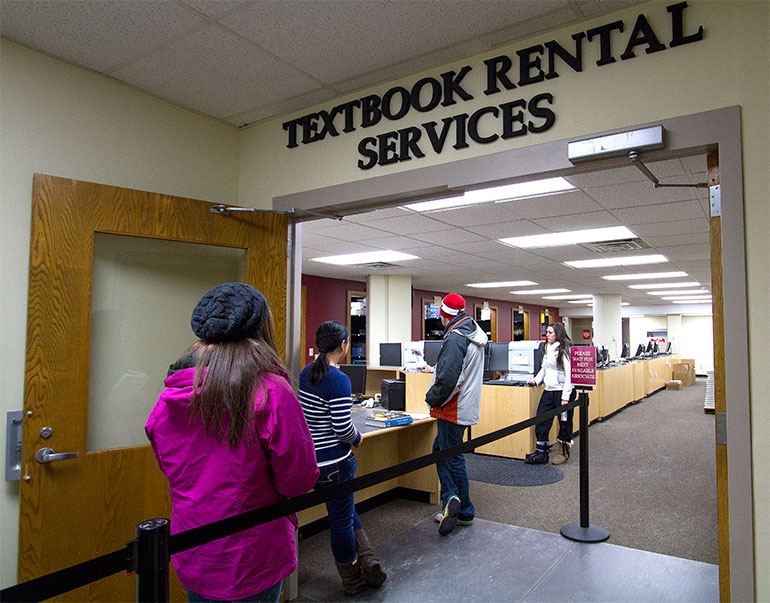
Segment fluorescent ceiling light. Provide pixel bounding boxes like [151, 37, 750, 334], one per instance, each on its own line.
[499, 226, 636, 249]
[542, 294, 593, 300]
[568, 299, 593, 304]
[602, 271, 688, 281]
[466, 280, 538, 288]
[661, 295, 713, 301]
[311, 250, 419, 265]
[404, 177, 574, 212]
[672, 300, 712, 304]
[564, 254, 668, 268]
[628, 282, 701, 290]
[511, 288, 571, 295]
[647, 289, 709, 296]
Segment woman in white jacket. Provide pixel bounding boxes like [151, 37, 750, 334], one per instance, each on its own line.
[525, 322, 575, 465]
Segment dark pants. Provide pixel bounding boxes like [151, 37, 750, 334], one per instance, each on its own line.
[187, 580, 282, 603]
[315, 453, 362, 564]
[433, 419, 474, 520]
[534, 389, 576, 443]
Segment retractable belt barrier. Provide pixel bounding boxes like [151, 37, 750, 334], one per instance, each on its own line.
[2, 394, 596, 603]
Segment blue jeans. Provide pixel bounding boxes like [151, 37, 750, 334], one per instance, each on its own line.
[315, 453, 362, 563]
[187, 580, 282, 603]
[433, 419, 474, 520]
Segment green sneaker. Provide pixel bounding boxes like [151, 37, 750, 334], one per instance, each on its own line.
[438, 495, 460, 536]
[456, 517, 474, 527]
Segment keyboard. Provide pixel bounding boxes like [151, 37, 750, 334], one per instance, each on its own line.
[484, 379, 528, 386]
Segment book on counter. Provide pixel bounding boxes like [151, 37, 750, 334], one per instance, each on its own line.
[365, 410, 414, 428]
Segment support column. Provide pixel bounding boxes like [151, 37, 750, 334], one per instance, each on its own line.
[366, 274, 412, 365]
[592, 294, 622, 360]
[666, 314, 682, 354]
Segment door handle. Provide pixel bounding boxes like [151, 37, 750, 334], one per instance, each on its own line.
[35, 448, 79, 464]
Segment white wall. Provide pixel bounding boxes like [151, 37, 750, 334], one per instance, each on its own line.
[0, 40, 239, 587]
[680, 315, 716, 375]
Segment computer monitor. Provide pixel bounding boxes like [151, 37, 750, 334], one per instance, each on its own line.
[601, 347, 610, 365]
[379, 342, 402, 367]
[338, 364, 367, 397]
[621, 343, 630, 358]
[423, 340, 443, 366]
[653, 342, 659, 354]
[485, 342, 509, 372]
[645, 341, 653, 354]
[635, 344, 645, 357]
[665, 341, 672, 354]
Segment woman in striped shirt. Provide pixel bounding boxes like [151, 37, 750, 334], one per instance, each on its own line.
[298, 320, 387, 596]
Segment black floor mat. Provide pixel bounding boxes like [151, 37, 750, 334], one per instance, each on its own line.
[464, 453, 564, 486]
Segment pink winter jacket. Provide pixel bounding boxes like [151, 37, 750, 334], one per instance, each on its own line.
[145, 368, 319, 600]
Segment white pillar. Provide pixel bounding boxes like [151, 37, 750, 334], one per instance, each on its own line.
[366, 274, 412, 366]
[667, 314, 682, 354]
[592, 294, 623, 360]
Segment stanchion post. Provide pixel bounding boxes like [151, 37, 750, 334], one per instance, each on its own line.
[560, 388, 610, 543]
[136, 518, 170, 603]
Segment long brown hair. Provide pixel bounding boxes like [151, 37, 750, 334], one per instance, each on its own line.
[545, 322, 572, 370]
[188, 309, 286, 447]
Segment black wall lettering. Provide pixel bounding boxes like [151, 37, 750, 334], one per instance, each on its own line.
[545, 33, 586, 79]
[423, 117, 455, 153]
[517, 44, 546, 86]
[587, 20, 624, 66]
[357, 137, 378, 169]
[361, 95, 383, 128]
[441, 66, 474, 106]
[527, 93, 555, 133]
[382, 87, 411, 120]
[377, 131, 400, 165]
[468, 106, 500, 144]
[499, 99, 527, 138]
[453, 113, 470, 149]
[411, 78, 442, 112]
[398, 127, 425, 161]
[483, 55, 516, 94]
[668, 1, 704, 47]
[620, 13, 666, 60]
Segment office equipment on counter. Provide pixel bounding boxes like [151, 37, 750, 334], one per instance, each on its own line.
[365, 410, 413, 428]
[506, 340, 543, 381]
[380, 379, 406, 410]
[379, 342, 402, 367]
[423, 340, 442, 367]
[339, 364, 367, 397]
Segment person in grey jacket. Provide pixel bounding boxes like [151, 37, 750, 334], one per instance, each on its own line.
[526, 322, 575, 465]
[425, 293, 488, 536]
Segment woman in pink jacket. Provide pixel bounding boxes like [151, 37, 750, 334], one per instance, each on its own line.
[146, 283, 319, 603]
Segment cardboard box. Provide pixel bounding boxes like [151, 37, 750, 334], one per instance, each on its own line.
[666, 380, 684, 390]
[677, 359, 695, 369]
[672, 365, 696, 386]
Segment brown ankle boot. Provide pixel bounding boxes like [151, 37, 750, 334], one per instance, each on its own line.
[354, 529, 387, 587]
[335, 558, 370, 596]
[551, 440, 571, 465]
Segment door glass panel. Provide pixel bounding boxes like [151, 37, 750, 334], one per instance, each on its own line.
[88, 233, 245, 451]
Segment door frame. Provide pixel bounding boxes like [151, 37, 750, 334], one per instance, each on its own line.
[280, 107, 753, 601]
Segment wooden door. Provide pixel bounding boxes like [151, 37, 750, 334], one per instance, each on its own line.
[19, 174, 288, 601]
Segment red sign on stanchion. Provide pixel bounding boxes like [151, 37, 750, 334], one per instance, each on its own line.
[571, 346, 596, 386]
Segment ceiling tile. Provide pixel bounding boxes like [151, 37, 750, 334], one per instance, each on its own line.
[654, 244, 711, 261]
[361, 213, 454, 235]
[631, 218, 709, 238]
[465, 220, 548, 239]
[501, 190, 605, 219]
[304, 220, 395, 241]
[416, 204, 522, 228]
[587, 180, 701, 209]
[403, 229, 487, 245]
[611, 200, 707, 225]
[531, 210, 621, 231]
[180, 0, 251, 19]
[109, 24, 321, 118]
[643, 232, 710, 247]
[0, 0, 206, 72]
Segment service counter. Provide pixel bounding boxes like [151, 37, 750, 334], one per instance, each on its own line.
[297, 406, 438, 527]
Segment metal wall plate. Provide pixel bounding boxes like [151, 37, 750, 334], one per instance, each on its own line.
[5, 411, 23, 481]
[710, 185, 722, 217]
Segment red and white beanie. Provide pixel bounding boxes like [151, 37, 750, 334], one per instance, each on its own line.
[439, 293, 466, 320]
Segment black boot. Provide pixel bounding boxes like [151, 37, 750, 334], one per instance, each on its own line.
[354, 528, 387, 587]
[525, 442, 550, 464]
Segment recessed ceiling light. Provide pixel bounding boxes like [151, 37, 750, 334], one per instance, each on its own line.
[466, 280, 538, 288]
[403, 177, 574, 212]
[499, 226, 636, 249]
[511, 288, 571, 295]
[628, 282, 701, 289]
[311, 250, 419, 265]
[564, 254, 668, 268]
[542, 294, 593, 300]
[602, 271, 688, 280]
[672, 300, 712, 304]
[661, 295, 713, 301]
[647, 289, 710, 296]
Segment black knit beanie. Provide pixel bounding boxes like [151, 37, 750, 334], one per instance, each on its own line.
[190, 283, 268, 342]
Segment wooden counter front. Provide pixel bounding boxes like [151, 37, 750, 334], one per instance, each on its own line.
[474, 384, 542, 458]
[595, 363, 636, 419]
[297, 410, 438, 526]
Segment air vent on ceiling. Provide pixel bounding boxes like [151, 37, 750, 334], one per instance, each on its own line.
[582, 238, 650, 253]
[358, 262, 400, 269]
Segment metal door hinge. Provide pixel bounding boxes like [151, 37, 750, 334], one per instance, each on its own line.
[710, 185, 721, 217]
[715, 411, 727, 445]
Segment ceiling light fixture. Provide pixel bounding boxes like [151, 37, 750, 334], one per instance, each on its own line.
[601, 271, 688, 281]
[564, 254, 668, 269]
[647, 289, 710, 296]
[499, 226, 636, 249]
[661, 295, 713, 301]
[311, 250, 419, 265]
[628, 282, 701, 290]
[403, 177, 574, 212]
[542, 294, 593, 300]
[466, 280, 538, 288]
[672, 300, 712, 304]
[510, 288, 571, 295]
